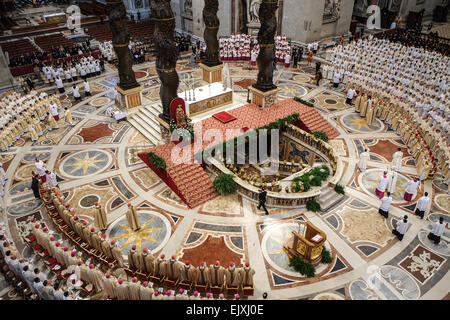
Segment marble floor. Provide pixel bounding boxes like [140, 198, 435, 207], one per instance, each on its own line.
[1, 55, 449, 300]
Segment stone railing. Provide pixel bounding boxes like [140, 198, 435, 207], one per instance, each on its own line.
[206, 124, 344, 208]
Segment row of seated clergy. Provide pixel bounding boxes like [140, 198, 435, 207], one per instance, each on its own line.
[133, 254, 256, 288]
[350, 84, 444, 181]
[351, 77, 449, 163]
[42, 186, 124, 267]
[30, 218, 112, 294]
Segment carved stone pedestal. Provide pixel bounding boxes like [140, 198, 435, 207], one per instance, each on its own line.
[247, 22, 261, 36]
[199, 63, 223, 84]
[249, 86, 280, 108]
[115, 85, 144, 112]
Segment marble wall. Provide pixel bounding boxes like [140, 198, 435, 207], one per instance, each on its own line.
[282, 0, 354, 43]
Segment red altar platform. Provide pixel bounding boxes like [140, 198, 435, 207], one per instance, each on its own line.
[138, 99, 339, 208]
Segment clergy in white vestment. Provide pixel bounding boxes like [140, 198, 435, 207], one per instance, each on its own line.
[414, 192, 430, 219]
[358, 149, 370, 171]
[139, 281, 154, 300]
[35, 157, 46, 182]
[378, 192, 392, 218]
[428, 217, 446, 245]
[103, 273, 117, 298]
[375, 171, 389, 199]
[391, 148, 403, 172]
[387, 171, 398, 194]
[392, 215, 409, 241]
[45, 170, 58, 188]
[93, 202, 107, 231]
[404, 178, 420, 202]
[126, 203, 141, 231]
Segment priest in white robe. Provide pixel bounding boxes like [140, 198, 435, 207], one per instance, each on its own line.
[404, 178, 420, 202]
[428, 217, 446, 245]
[415, 192, 430, 219]
[126, 203, 141, 231]
[34, 157, 46, 183]
[391, 148, 403, 172]
[375, 171, 389, 199]
[379, 192, 392, 218]
[358, 149, 370, 172]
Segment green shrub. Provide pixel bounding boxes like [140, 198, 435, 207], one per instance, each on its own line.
[310, 175, 323, 187]
[313, 131, 329, 142]
[321, 246, 333, 264]
[306, 199, 321, 212]
[289, 256, 315, 277]
[147, 152, 166, 170]
[213, 173, 236, 195]
[334, 184, 345, 195]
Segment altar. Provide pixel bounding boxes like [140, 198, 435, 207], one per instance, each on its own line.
[178, 82, 233, 117]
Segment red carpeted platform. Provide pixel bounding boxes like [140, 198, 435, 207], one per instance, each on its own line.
[138, 99, 339, 208]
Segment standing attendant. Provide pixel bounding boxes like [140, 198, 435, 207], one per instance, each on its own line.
[315, 70, 322, 86]
[55, 77, 64, 93]
[379, 192, 392, 218]
[257, 188, 269, 215]
[428, 217, 446, 245]
[346, 87, 356, 105]
[84, 80, 91, 97]
[415, 192, 430, 219]
[72, 85, 81, 102]
[45, 170, 58, 189]
[404, 178, 420, 202]
[391, 148, 403, 172]
[31, 172, 41, 200]
[34, 157, 46, 183]
[392, 215, 409, 241]
[375, 171, 389, 199]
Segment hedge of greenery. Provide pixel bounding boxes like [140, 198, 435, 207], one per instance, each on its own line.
[294, 97, 314, 108]
[292, 165, 331, 192]
[321, 246, 333, 264]
[313, 131, 329, 142]
[195, 113, 300, 162]
[288, 256, 315, 277]
[213, 173, 236, 195]
[334, 184, 345, 195]
[147, 152, 166, 170]
[306, 199, 321, 212]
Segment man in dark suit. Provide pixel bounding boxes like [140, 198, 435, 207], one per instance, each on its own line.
[257, 188, 269, 215]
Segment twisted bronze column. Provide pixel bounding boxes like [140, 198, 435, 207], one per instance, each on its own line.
[151, 0, 180, 123]
[106, 0, 139, 90]
[253, 0, 278, 92]
[202, 0, 222, 67]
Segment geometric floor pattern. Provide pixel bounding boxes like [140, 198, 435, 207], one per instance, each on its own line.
[1, 55, 448, 300]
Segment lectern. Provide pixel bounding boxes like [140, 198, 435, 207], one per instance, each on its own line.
[284, 221, 326, 266]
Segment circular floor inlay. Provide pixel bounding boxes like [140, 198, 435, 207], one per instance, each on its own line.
[325, 99, 338, 105]
[359, 169, 413, 202]
[79, 194, 100, 208]
[60, 150, 111, 179]
[89, 97, 111, 107]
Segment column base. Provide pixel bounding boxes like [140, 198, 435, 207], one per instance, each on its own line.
[115, 85, 144, 113]
[199, 63, 223, 84]
[248, 86, 280, 108]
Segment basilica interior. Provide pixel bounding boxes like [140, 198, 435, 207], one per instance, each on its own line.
[0, 0, 449, 302]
